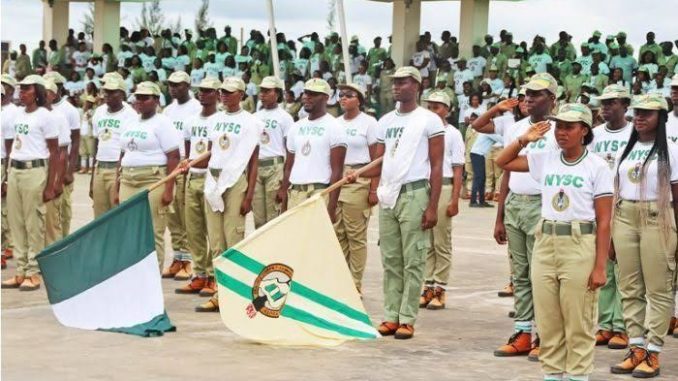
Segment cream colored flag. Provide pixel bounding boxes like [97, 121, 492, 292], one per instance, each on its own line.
[214, 194, 379, 346]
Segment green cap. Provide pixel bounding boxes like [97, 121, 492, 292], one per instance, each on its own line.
[303, 78, 331, 96]
[491, 43, 500, 49]
[548, 103, 593, 127]
[338, 83, 366, 99]
[593, 30, 602, 38]
[102, 76, 127, 92]
[260, 76, 284, 90]
[631, 93, 669, 111]
[390, 66, 422, 84]
[351, 35, 359, 42]
[617, 31, 627, 38]
[221, 77, 246, 92]
[1, 74, 17, 88]
[168, 71, 191, 84]
[134, 81, 161, 96]
[43, 71, 66, 84]
[19, 74, 46, 87]
[198, 77, 222, 90]
[606, 35, 615, 41]
[596, 84, 631, 100]
[424, 91, 451, 108]
[524, 72, 558, 95]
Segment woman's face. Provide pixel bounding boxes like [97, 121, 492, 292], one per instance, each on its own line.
[555, 121, 589, 150]
[470, 95, 481, 108]
[134, 94, 158, 115]
[338, 88, 360, 112]
[633, 109, 659, 136]
[19, 84, 37, 107]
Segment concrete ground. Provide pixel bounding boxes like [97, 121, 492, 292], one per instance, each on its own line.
[2, 173, 677, 381]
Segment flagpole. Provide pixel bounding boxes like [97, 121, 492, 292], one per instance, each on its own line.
[336, 0, 352, 84]
[147, 151, 212, 192]
[266, 0, 281, 79]
[321, 156, 383, 196]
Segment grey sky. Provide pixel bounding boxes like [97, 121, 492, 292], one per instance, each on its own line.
[1, 0, 675, 53]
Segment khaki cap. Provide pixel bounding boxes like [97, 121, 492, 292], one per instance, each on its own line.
[168, 71, 190, 84]
[631, 93, 669, 111]
[43, 71, 66, 84]
[102, 76, 127, 92]
[134, 81, 161, 96]
[337, 83, 365, 99]
[424, 91, 451, 108]
[198, 77, 221, 90]
[102, 71, 124, 83]
[390, 66, 422, 84]
[303, 78, 331, 96]
[518, 86, 527, 96]
[548, 103, 593, 127]
[671, 74, 678, 87]
[1, 74, 17, 88]
[221, 76, 246, 92]
[524, 72, 558, 95]
[19, 74, 46, 87]
[44, 78, 58, 94]
[260, 76, 284, 90]
[596, 84, 631, 100]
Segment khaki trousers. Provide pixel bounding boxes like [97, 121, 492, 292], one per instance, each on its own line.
[60, 182, 73, 236]
[484, 146, 503, 194]
[7, 166, 47, 276]
[252, 160, 283, 228]
[1, 161, 11, 251]
[598, 260, 625, 332]
[92, 164, 118, 218]
[45, 194, 63, 246]
[532, 220, 598, 377]
[205, 174, 247, 276]
[464, 128, 478, 195]
[333, 171, 371, 289]
[425, 184, 453, 285]
[612, 200, 677, 348]
[167, 174, 189, 256]
[288, 185, 327, 209]
[119, 166, 171, 270]
[185, 173, 209, 275]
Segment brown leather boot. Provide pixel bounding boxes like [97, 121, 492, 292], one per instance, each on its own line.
[19, 274, 41, 291]
[199, 276, 218, 297]
[632, 350, 660, 378]
[596, 329, 613, 345]
[608, 332, 629, 350]
[394, 324, 414, 340]
[1, 275, 25, 289]
[611, 346, 647, 374]
[419, 286, 434, 308]
[494, 331, 532, 356]
[195, 296, 219, 312]
[377, 321, 399, 336]
[175, 276, 207, 294]
[173, 261, 192, 281]
[427, 287, 446, 310]
[498, 283, 514, 297]
[527, 336, 540, 362]
[162, 260, 182, 279]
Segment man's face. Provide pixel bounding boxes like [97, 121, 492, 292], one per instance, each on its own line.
[525, 89, 553, 116]
[485, 36, 493, 45]
[198, 88, 218, 107]
[168, 81, 189, 100]
[670, 86, 678, 108]
[536, 44, 544, 54]
[647, 32, 655, 44]
[601, 98, 627, 122]
[427, 102, 449, 120]
[301, 90, 328, 113]
[391, 77, 419, 103]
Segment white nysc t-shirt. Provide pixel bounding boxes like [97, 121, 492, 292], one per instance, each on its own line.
[443, 124, 465, 178]
[504, 117, 558, 195]
[588, 122, 633, 169]
[9, 107, 59, 161]
[616, 140, 678, 201]
[254, 106, 294, 160]
[92, 104, 139, 162]
[339, 112, 378, 166]
[163, 98, 202, 158]
[120, 113, 181, 167]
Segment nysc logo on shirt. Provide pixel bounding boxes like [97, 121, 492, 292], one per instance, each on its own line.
[246, 263, 294, 319]
[299, 126, 325, 137]
[594, 140, 627, 154]
[214, 122, 241, 134]
[122, 130, 148, 140]
[98, 119, 120, 129]
[551, 188, 570, 212]
[544, 174, 585, 188]
[528, 138, 547, 150]
[14, 123, 29, 135]
[628, 162, 642, 184]
[191, 125, 209, 138]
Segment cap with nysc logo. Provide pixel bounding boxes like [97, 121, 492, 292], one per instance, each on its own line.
[630, 93, 669, 111]
[424, 91, 451, 108]
[337, 83, 366, 99]
[43, 71, 66, 84]
[134, 81, 161, 96]
[19, 74, 46, 87]
[43, 78, 58, 94]
[102, 77, 127, 92]
[168, 71, 191, 84]
[524, 72, 558, 95]
[548, 103, 593, 127]
[198, 77, 222, 90]
[390, 66, 422, 84]
[596, 84, 631, 100]
[1, 74, 17, 88]
[303, 78, 331, 96]
[260, 76, 284, 90]
[221, 77, 246, 92]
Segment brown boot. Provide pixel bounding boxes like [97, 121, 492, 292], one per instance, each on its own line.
[175, 276, 206, 294]
[419, 286, 434, 308]
[494, 331, 532, 356]
[427, 287, 446, 310]
[19, 274, 41, 291]
[498, 283, 514, 297]
[199, 276, 218, 297]
[161, 260, 182, 279]
[527, 336, 540, 362]
[608, 332, 629, 350]
[4, 248, 13, 259]
[1, 275, 25, 289]
[667, 316, 677, 335]
[611, 346, 647, 374]
[632, 350, 660, 378]
[394, 324, 414, 340]
[596, 329, 613, 345]
[377, 321, 399, 336]
[195, 296, 219, 312]
[173, 261, 192, 281]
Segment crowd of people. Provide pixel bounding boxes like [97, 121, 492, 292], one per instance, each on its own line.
[1, 24, 678, 381]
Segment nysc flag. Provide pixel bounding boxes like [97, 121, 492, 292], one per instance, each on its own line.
[214, 194, 379, 346]
[36, 191, 175, 337]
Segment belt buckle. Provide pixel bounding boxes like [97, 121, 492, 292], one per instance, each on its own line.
[25, 161, 33, 169]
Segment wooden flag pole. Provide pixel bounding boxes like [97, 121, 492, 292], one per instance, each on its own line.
[147, 151, 212, 192]
[321, 156, 383, 196]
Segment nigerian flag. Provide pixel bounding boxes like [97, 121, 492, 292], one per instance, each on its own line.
[214, 194, 379, 346]
[36, 191, 175, 337]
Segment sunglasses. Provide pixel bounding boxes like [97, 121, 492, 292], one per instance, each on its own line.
[338, 92, 357, 99]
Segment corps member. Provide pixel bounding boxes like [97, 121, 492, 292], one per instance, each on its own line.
[1, 74, 18, 265]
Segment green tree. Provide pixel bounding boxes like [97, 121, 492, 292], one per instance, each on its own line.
[195, 0, 212, 33]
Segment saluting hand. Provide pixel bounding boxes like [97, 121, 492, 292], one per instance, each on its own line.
[496, 98, 520, 112]
[522, 121, 551, 143]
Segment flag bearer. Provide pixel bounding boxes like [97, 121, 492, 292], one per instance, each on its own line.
[196, 77, 262, 313]
[114, 81, 181, 271]
[496, 103, 612, 381]
[1, 75, 60, 291]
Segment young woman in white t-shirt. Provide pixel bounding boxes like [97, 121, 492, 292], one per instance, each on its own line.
[497, 103, 612, 381]
[335, 83, 379, 295]
[609, 94, 678, 378]
[1, 76, 60, 291]
[114, 81, 181, 272]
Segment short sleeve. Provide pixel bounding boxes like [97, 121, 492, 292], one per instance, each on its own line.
[670, 145, 678, 184]
[156, 117, 181, 153]
[451, 129, 465, 165]
[375, 118, 386, 143]
[329, 119, 348, 149]
[281, 111, 294, 138]
[286, 124, 298, 153]
[183, 119, 191, 140]
[526, 150, 550, 184]
[42, 110, 60, 139]
[426, 113, 445, 138]
[593, 161, 614, 198]
[68, 106, 80, 131]
[366, 115, 378, 145]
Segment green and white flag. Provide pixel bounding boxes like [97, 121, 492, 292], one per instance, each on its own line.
[36, 192, 175, 337]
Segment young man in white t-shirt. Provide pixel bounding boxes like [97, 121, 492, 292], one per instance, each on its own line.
[162, 71, 202, 281]
[253, 76, 294, 228]
[279, 78, 347, 218]
[350, 67, 444, 339]
[421, 91, 464, 311]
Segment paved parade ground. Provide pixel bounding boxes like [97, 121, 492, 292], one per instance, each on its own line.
[2, 173, 678, 381]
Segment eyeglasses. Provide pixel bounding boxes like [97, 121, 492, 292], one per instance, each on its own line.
[338, 92, 356, 99]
